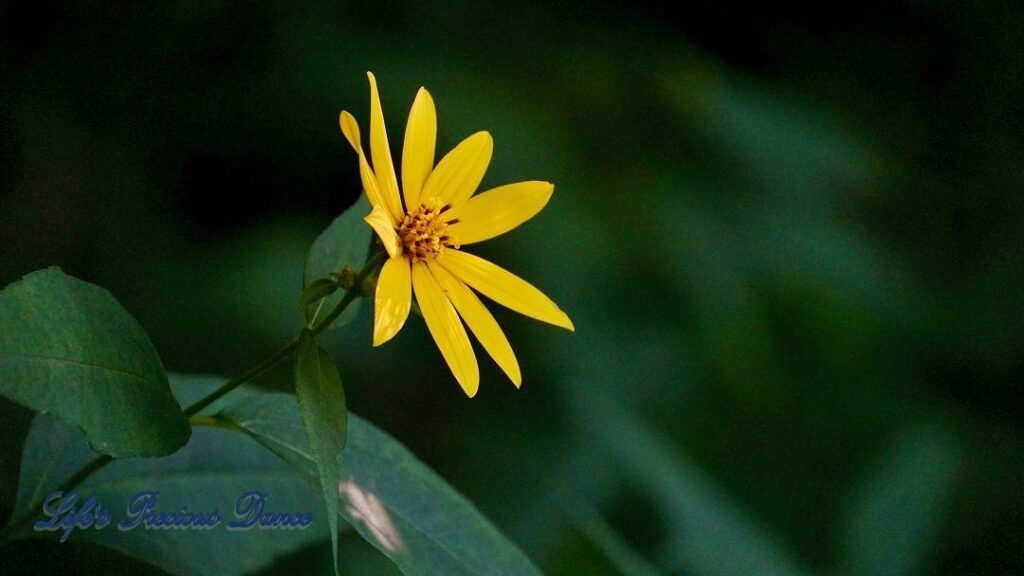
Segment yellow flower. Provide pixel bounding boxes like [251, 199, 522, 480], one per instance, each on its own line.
[339, 72, 573, 397]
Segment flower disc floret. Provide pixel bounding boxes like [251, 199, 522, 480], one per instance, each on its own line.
[398, 197, 459, 262]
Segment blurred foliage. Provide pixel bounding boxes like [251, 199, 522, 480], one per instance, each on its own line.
[1, 1, 1021, 575]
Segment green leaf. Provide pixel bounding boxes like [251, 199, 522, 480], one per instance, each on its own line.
[580, 399, 810, 576]
[214, 381, 543, 576]
[841, 425, 959, 576]
[13, 374, 327, 576]
[300, 277, 341, 313]
[295, 335, 347, 575]
[0, 268, 189, 458]
[304, 195, 372, 329]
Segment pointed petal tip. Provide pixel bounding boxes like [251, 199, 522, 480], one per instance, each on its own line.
[372, 323, 397, 347]
[501, 356, 523, 388]
[444, 180, 556, 244]
[422, 131, 495, 206]
[452, 360, 480, 398]
[462, 130, 493, 147]
[542, 308, 575, 331]
[339, 110, 361, 153]
[412, 262, 480, 400]
[503, 350, 523, 387]
[560, 314, 576, 332]
[366, 71, 381, 94]
[454, 361, 481, 397]
[477, 132, 494, 158]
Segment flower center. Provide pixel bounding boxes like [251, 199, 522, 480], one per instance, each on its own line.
[398, 196, 460, 262]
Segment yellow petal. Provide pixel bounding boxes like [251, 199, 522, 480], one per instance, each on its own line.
[367, 72, 405, 222]
[421, 131, 492, 207]
[339, 110, 388, 216]
[339, 110, 362, 153]
[446, 181, 554, 245]
[357, 152, 389, 218]
[401, 87, 436, 211]
[364, 206, 401, 258]
[427, 262, 521, 387]
[438, 250, 574, 331]
[373, 256, 412, 346]
[411, 262, 479, 397]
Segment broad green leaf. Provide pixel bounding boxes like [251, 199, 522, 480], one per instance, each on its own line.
[580, 399, 810, 576]
[295, 335, 347, 575]
[0, 268, 189, 458]
[214, 381, 543, 576]
[841, 425, 959, 576]
[304, 195, 372, 329]
[13, 374, 327, 576]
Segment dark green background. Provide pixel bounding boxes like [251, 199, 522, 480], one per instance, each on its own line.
[1, 1, 1021, 575]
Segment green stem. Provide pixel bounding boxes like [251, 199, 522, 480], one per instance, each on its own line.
[188, 414, 245, 433]
[185, 249, 384, 417]
[181, 338, 300, 418]
[0, 454, 112, 543]
[0, 249, 386, 544]
[309, 250, 385, 337]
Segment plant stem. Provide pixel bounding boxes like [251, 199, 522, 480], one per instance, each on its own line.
[309, 250, 385, 337]
[188, 414, 245, 433]
[181, 338, 300, 417]
[185, 249, 384, 417]
[0, 249, 386, 544]
[0, 454, 112, 543]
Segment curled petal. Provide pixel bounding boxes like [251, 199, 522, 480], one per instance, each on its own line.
[339, 111, 388, 216]
[339, 110, 362, 153]
[364, 206, 401, 258]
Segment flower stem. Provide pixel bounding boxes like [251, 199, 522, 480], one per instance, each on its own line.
[0, 248, 386, 544]
[309, 250, 385, 336]
[185, 249, 384, 416]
